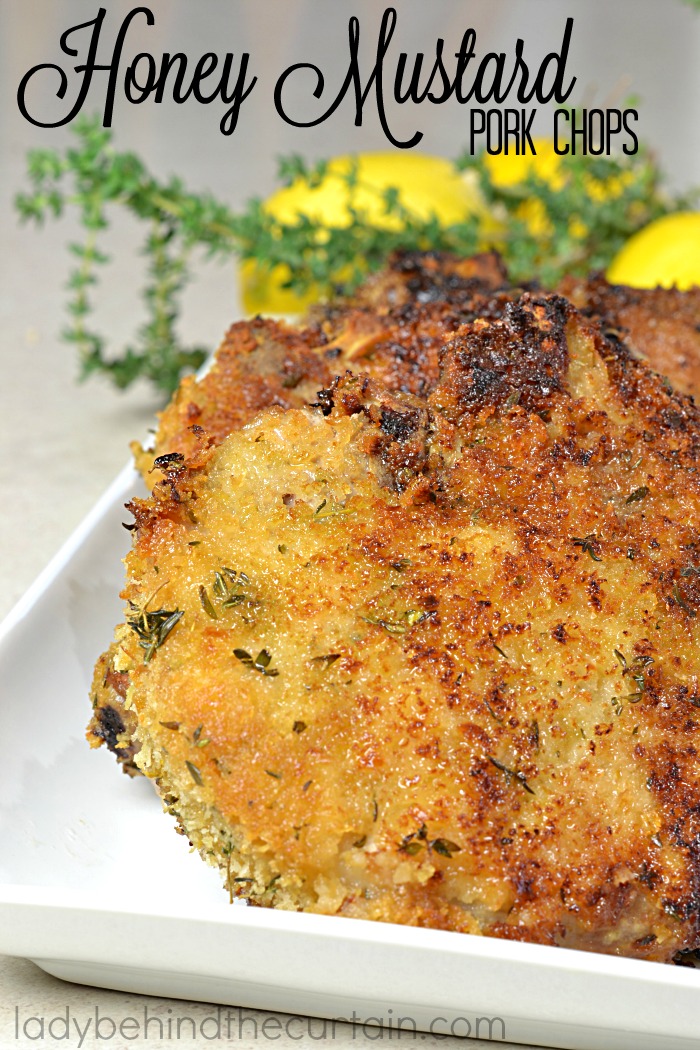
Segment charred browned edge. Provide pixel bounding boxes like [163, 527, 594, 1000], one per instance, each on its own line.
[305, 250, 514, 398]
[429, 294, 571, 423]
[87, 650, 139, 775]
[560, 272, 700, 402]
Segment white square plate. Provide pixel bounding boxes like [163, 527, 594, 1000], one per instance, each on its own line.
[0, 464, 698, 1050]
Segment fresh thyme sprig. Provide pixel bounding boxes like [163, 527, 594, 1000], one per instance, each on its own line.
[15, 114, 696, 395]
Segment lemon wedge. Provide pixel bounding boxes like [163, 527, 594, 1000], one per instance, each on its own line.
[240, 153, 478, 314]
[607, 212, 700, 290]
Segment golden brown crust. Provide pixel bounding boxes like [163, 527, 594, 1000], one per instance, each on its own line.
[93, 287, 700, 962]
[137, 252, 512, 482]
[133, 316, 335, 478]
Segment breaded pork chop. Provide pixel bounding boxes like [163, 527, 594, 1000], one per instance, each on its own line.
[91, 252, 512, 768]
[560, 273, 700, 401]
[137, 258, 700, 494]
[91, 293, 700, 961]
[134, 252, 511, 481]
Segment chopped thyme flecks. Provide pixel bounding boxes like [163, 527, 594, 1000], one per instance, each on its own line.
[127, 603, 183, 662]
[314, 497, 356, 521]
[234, 648, 279, 676]
[401, 840, 423, 856]
[484, 698, 503, 723]
[431, 838, 462, 858]
[363, 609, 428, 635]
[572, 534, 602, 562]
[399, 823, 462, 858]
[185, 760, 203, 786]
[488, 756, 535, 795]
[310, 653, 341, 669]
[199, 585, 218, 619]
[615, 650, 654, 701]
[673, 584, 697, 617]
[626, 486, 649, 505]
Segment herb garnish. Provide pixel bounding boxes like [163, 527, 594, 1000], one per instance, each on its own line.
[399, 823, 462, 858]
[16, 116, 694, 395]
[431, 838, 462, 858]
[310, 653, 341, 669]
[314, 498, 354, 520]
[127, 602, 183, 662]
[572, 534, 602, 562]
[192, 724, 211, 747]
[234, 648, 280, 676]
[198, 585, 218, 619]
[612, 649, 653, 707]
[673, 584, 697, 617]
[488, 756, 535, 795]
[185, 760, 203, 786]
[212, 567, 250, 608]
[363, 609, 427, 635]
[626, 486, 649, 505]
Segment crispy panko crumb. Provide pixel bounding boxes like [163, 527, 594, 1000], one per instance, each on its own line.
[91, 279, 700, 963]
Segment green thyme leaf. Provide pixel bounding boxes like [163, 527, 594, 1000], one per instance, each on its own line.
[17, 116, 695, 396]
[127, 603, 183, 662]
[430, 838, 462, 858]
[488, 756, 535, 795]
[572, 534, 602, 562]
[186, 760, 203, 786]
[233, 646, 280, 676]
[626, 486, 649, 505]
[199, 585, 218, 619]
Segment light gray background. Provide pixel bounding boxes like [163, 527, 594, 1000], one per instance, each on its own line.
[1, 2, 698, 1046]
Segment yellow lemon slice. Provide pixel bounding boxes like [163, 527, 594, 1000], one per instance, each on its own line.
[241, 153, 479, 314]
[483, 139, 565, 190]
[481, 139, 632, 243]
[607, 212, 700, 290]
